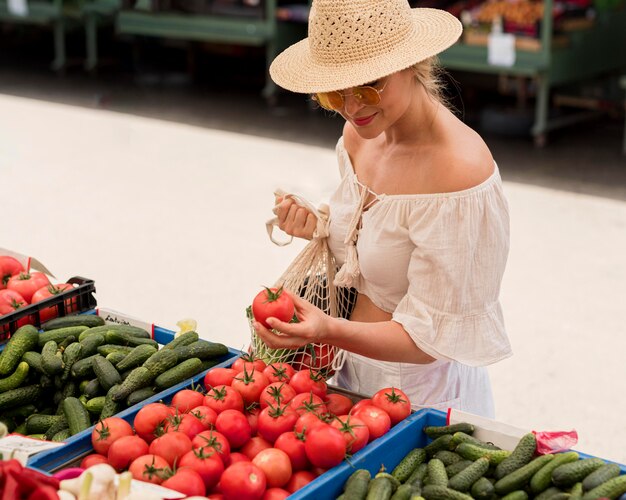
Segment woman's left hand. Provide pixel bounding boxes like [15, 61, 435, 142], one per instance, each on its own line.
[253, 290, 333, 349]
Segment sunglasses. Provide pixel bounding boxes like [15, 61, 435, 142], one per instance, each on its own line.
[312, 80, 388, 111]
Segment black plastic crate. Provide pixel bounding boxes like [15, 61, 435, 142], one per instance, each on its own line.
[0, 276, 97, 342]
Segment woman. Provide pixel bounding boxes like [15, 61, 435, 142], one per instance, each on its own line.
[253, 0, 512, 417]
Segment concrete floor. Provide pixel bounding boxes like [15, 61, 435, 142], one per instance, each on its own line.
[1, 47, 625, 464]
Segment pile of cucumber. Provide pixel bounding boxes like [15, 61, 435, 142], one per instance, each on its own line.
[0, 315, 229, 441]
[338, 423, 626, 500]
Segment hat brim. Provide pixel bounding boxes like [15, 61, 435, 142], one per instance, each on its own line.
[269, 8, 462, 94]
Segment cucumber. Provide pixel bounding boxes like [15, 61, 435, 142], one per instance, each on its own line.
[450, 432, 500, 450]
[109, 367, 152, 401]
[446, 460, 473, 478]
[535, 487, 565, 500]
[106, 351, 128, 366]
[0, 361, 29, 392]
[14, 422, 28, 435]
[448, 457, 490, 492]
[424, 423, 475, 439]
[570, 482, 584, 500]
[174, 340, 229, 361]
[41, 341, 63, 376]
[42, 315, 105, 331]
[582, 475, 626, 500]
[343, 469, 370, 499]
[455, 443, 511, 465]
[0, 325, 39, 375]
[494, 454, 555, 495]
[63, 396, 91, 435]
[0, 384, 41, 410]
[99, 385, 122, 419]
[422, 485, 473, 500]
[530, 452, 580, 494]
[367, 476, 395, 500]
[92, 355, 122, 391]
[500, 491, 529, 500]
[21, 351, 45, 374]
[2, 404, 36, 418]
[85, 396, 106, 414]
[201, 359, 221, 372]
[154, 358, 203, 389]
[494, 433, 537, 480]
[126, 386, 157, 407]
[391, 483, 418, 500]
[38, 326, 89, 348]
[115, 344, 157, 372]
[105, 330, 158, 348]
[392, 448, 428, 483]
[97, 345, 134, 357]
[60, 342, 83, 382]
[471, 477, 496, 500]
[39, 374, 53, 390]
[26, 414, 64, 434]
[43, 417, 69, 441]
[58, 335, 77, 350]
[406, 463, 429, 487]
[427, 459, 448, 487]
[582, 464, 621, 492]
[143, 349, 179, 378]
[162, 330, 199, 350]
[552, 458, 606, 488]
[70, 354, 99, 379]
[433, 451, 463, 467]
[52, 429, 71, 442]
[78, 324, 151, 342]
[79, 333, 105, 357]
[83, 378, 101, 398]
[425, 434, 454, 457]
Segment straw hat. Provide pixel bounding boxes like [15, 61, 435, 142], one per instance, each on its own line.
[269, 0, 462, 94]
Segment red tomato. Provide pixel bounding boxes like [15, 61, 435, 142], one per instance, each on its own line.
[165, 412, 206, 439]
[371, 387, 411, 425]
[351, 405, 391, 441]
[245, 405, 260, 436]
[192, 430, 231, 465]
[80, 454, 109, 469]
[91, 417, 134, 456]
[7, 272, 49, 303]
[0, 289, 26, 316]
[257, 404, 299, 443]
[324, 393, 354, 417]
[148, 431, 192, 467]
[31, 283, 76, 322]
[205, 367, 238, 388]
[107, 435, 149, 471]
[251, 286, 295, 329]
[330, 414, 370, 453]
[262, 363, 295, 384]
[229, 452, 250, 464]
[252, 448, 292, 488]
[239, 436, 273, 460]
[189, 405, 218, 429]
[274, 431, 309, 471]
[0, 256, 24, 290]
[259, 382, 296, 409]
[205, 385, 245, 414]
[128, 454, 169, 484]
[289, 392, 328, 417]
[304, 425, 346, 469]
[289, 369, 327, 399]
[161, 467, 206, 497]
[350, 399, 372, 414]
[172, 389, 206, 413]
[133, 403, 172, 443]
[296, 344, 335, 374]
[220, 462, 267, 500]
[180, 447, 225, 491]
[231, 367, 270, 406]
[232, 355, 267, 373]
[215, 409, 252, 449]
[285, 470, 316, 493]
[294, 412, 327, 435]
[262, 488, 290, 500]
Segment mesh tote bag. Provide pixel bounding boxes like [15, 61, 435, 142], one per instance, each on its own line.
[247, 190, 355, 377]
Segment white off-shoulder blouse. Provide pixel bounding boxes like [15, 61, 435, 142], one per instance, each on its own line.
[328, 137, 512, 416]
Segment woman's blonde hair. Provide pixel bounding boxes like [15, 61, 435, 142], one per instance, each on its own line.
[411, 56, 450, 106]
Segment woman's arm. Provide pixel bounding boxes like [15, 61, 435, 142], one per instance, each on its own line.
[253, 291, 435, 365]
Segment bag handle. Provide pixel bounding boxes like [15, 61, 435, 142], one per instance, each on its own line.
[266, 189, 330, 247]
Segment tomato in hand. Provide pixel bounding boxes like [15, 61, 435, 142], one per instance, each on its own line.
[289, 369, 327, 399]
[91, 417, 134, 455]
[180, 447, 225, 491]
[252, 448, 292, 488]
[107, 435, 149, 471]
[215, 409, 252, 449]
[161, 467, 206, 497]
[0, 289, 26, 316]
[220, 462, 267, 500]
[7, 272, 50, 303]
[134, 403, 172, 443]
[351, 405, 391, 441]
[252, 286, 295, 329]
[128, 454, 169, 485]
[0, 256, 24, 290]
[263, 363, 295, 384]
[205, 367, 238, 388]
[371, 387, 411, 425]
[304, 424, 346, 469]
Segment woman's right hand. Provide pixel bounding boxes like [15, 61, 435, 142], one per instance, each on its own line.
[274, 195, 317, 240]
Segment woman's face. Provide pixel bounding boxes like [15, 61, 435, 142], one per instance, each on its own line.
[337, 69, 416, 139]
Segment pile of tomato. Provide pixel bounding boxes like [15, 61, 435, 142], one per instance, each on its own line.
[81, 356, 412, 500]
[0, 255, 76, 323]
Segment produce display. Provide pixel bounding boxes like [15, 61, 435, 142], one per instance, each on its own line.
[54, 359, 414, 499]
[0, 316, 229, 440]
[338, 423, 626, 500]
